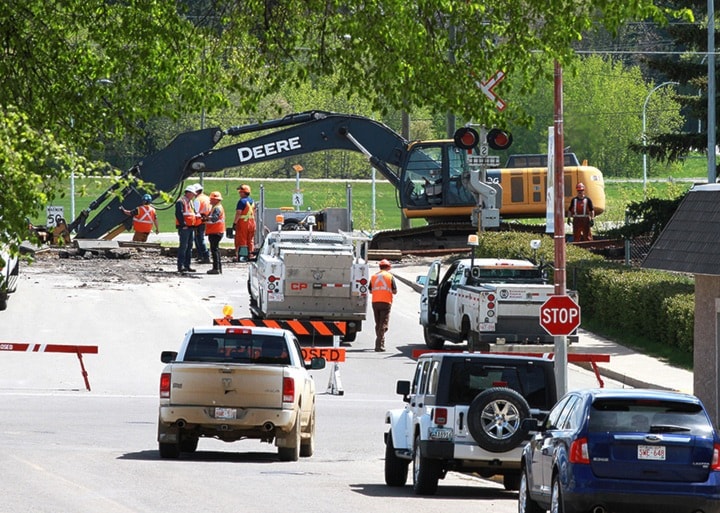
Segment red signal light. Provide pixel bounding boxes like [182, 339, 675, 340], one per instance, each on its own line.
[486, 128, 513, 150]
[453, 127, 480, 150]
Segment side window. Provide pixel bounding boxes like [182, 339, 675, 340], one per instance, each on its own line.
[417, 360, 432, 395]
[410, 361, 426, 395]
[427, 361, 441, 396]
[556, 396, 581, 430]
[545, 396, 571, 429]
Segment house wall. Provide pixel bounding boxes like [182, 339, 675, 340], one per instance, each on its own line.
[694, 275, 720, 429]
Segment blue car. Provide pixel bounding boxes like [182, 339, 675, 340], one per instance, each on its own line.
[519, 388, 720, 513]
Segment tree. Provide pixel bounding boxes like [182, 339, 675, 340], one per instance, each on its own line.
[1, 0, 692, 243]
[639, 0, 716, 164]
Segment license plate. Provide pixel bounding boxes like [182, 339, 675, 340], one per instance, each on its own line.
[215, 407, 236, 420]
[638, 444, 666, 460]
[428, 427, 453, 441]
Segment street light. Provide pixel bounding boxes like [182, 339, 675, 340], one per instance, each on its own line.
[643, 81, 679, 198]
[70, 78, 113, 222]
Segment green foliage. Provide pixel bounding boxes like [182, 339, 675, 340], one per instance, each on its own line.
[606, 195, 685, 241]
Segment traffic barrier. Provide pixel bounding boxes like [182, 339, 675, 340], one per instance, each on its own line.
[411, 349, 610, 388]
[214, 317, 347, 338]
[0, 342, 98, 391]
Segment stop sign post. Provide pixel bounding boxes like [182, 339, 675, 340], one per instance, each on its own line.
[540, 295, 581, 336]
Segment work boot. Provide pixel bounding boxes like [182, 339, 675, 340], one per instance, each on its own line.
[206, 268, 220, 275]
[200, 257, 211, 264]
[185, 267, 196, 272]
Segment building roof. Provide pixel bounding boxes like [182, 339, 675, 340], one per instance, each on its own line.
[642, 184, 720, 275]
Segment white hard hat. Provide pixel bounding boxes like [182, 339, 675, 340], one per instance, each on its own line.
[192, 183, 203, 192]
[184, 185, 196, 193]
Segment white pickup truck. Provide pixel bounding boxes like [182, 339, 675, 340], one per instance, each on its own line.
[157, 325, 325, 461]
[419, 255, 578, 351]
[247, 213, 369, 342]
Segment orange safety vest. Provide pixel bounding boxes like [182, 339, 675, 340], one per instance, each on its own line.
[132, 204, 156, 233]
[176, 195, 200, 227]
[205, 204, 225, 235]
[569, 197, 590, 217]
[196, 193, 211, 221]
[238, 200, 255, 222]
[371, 271, 394, 304]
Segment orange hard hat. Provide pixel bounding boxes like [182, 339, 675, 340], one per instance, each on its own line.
[576, 182, 586, 191]
[237, 184, 251, 194]
[379, 259, 391, 269]
[210, 191, 223, 201]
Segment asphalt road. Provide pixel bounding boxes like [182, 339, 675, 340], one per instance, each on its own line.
[0, 253, 620, 513]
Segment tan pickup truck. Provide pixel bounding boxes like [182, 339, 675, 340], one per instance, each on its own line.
[157, 325, 325, 461]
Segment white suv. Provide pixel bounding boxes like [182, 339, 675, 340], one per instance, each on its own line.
[0, 245, 19, 311]
[384, 352, 557, 495]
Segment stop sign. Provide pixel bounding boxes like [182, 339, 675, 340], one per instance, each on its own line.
[540, 295, 581, 336]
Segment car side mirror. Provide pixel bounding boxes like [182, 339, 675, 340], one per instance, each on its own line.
[521, 417, 542, 432]
[161, 351, 177, 363]
[415, 275, 427, 285]
[396, 380, 411, 402]
[307, 357, 326, 370]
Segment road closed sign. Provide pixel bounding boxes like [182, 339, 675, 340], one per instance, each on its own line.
[540, 295, 581, 336]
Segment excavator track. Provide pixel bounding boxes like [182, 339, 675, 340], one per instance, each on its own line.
[369, 223, 478, 254]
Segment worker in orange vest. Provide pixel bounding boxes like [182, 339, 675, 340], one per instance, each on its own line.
[192, 183, 212, 264]
[566, 182, 595, 242]
[205, 191, 226, 275]
[233, 184, 256, 262]
[119, 193, 159, 242]
[175, 185, 201, 273]
[369, 259, 397, 352]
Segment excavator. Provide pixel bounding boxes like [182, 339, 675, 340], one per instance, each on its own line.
[67, 110, 513, 252]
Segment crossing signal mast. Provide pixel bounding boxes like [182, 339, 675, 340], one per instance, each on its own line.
[453, 125, 513, 230]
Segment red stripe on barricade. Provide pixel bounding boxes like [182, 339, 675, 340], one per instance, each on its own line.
[0, 342, 98, 391]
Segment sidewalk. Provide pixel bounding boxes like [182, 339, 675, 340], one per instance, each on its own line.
[390, 263, 694, 393]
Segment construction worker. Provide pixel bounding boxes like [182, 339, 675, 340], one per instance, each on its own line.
[369, 259, 397, 352]
[119, 193, 159, 242]
[205, 191, 225, 275]
[175, 185, 201, 273]
[192, 183, 211, 264]
[233, 184, 256, 262]
[566, 182, 595, 242]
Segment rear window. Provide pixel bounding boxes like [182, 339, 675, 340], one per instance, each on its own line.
[588, 398, 714, 435]
[184, 333, 290, 365]
[447, 361, 550, 408]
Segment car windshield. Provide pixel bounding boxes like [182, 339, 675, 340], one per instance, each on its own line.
[184, 333, 290, 365]
[588, 398, 714, 435]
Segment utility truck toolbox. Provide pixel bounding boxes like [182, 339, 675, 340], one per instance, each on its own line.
[157, 325, 325, 461]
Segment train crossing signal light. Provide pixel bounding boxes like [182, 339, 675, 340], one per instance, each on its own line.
[486, 128, 513, 150]
[453, 127, 480, 150]
[453, 127, 513, 151]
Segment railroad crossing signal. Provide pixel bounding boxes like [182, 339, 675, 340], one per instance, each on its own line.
[540, 295, 581, 336]
[476, 70, 507, 111]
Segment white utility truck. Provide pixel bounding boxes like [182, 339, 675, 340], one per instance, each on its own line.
[247, 209, 370, 343]
[419, 243, 578, 351]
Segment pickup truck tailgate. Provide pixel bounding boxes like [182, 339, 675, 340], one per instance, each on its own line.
[282, 252, 354, 298]
[168, 363, 284, 408]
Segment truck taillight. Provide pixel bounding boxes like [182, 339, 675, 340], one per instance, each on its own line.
[268, 275, 278, 283]
[434, 407, 448, 426]
[282, 377, 295, 402]
[569, 437, 590, 464]
[358, 278, 367, 286]
[712, 444, 720, 471]
[160, 372, 171, 398]
[487, 294, 496, 302]
[226, 328, 252, 335]
[488, 302, 495, 309]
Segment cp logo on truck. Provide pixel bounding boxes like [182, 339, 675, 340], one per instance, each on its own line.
[291, 282, 308, 290]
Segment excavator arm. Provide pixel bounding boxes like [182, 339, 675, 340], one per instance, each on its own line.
[71, 111, 407, 239]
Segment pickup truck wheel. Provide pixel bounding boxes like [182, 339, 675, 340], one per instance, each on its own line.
[300, 410, 315, 457]
[278, 416, 301, 462]
[503, 471, 521, 491]
[384, 430, 409, 487]
[180, 436, 199, 453]
[412, 434, 440, 495]
[467, 387, 530, 453]
[423, 327, 444, 350]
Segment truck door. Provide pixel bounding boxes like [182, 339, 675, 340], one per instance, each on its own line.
[420, 260, 441, 326]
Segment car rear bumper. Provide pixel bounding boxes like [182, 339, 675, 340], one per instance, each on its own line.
[159, 405, 295, 431]
[563, 470, 720, 513]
